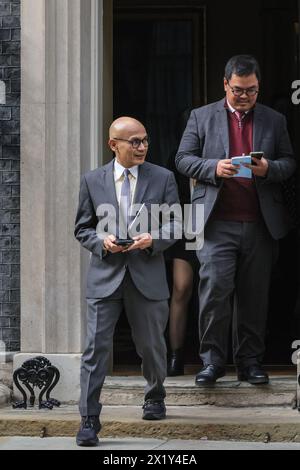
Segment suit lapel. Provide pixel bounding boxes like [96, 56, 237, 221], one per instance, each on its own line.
[133, 163, 151, 205]
[103, 160, 119, 209]
[216, 101, 229, 157]
[253, 104, 264, 151]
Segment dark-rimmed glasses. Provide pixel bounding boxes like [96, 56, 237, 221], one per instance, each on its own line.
[112, 137, 150, 148]
[227, 81, 259, 97]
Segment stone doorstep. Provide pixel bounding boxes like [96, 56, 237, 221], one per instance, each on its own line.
[100, 375, 297, 407]
[0, 405, 300, 443]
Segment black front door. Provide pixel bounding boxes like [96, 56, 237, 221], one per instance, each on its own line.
[112, 0, 300, 368]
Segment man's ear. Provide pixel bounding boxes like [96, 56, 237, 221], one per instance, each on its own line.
[224, 77, 228, 92]
[108, 139, 117, 152]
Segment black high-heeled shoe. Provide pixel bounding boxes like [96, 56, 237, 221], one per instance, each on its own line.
[167, 350, 184, 376]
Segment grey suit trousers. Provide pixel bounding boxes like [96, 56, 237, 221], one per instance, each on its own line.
[197, 218, 278, 368]
[79, 271, 169, 417]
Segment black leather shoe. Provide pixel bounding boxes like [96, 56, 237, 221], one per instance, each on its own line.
[142, 400, 166, 420]
[167, 350, 184, 376]
[195, 365, 226, 386]
[237, 364, 269, 384]
[76, 415, 101, 446]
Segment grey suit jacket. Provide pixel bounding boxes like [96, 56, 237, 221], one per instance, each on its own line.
[74, 160, 180, 300]
[175, 98, 296, 240]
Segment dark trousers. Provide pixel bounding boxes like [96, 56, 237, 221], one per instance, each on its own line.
[197, 219, 278, 368]
[79, 271, 169, 417]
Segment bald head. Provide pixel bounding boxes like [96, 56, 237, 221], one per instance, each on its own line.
[109, 116, 146, 139]
[108, 116, 148, 168]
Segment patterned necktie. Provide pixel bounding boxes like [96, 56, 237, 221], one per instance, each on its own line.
[119, 168, 131, 239]
[235, 111, 246, 129]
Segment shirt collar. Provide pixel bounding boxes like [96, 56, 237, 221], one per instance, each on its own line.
[114, 159, 138, 181]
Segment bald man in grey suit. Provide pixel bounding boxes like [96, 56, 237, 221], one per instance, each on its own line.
[74, 117, 180, 446]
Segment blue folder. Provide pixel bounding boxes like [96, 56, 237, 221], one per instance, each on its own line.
[231, 155, 252, 179]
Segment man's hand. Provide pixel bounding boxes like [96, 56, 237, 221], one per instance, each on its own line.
[244, 157, 269, 177]
[125, 233, 153, 252]
[216, 159, 239, 178]
[103, 235, 126, 254]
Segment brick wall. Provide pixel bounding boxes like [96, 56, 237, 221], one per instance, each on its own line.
[0, 0, 20, 352]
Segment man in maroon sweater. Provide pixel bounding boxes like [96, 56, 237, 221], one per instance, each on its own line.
[176, 55, 296, 385]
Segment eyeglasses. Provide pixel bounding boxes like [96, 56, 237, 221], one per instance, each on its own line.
[112, 137, 150, 148]
[227, 81, 259, 97]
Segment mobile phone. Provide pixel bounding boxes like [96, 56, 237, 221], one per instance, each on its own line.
[250, 151, 264, 165]
[115, 239, 134, 246]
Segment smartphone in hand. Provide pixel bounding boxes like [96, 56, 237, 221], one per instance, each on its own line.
[250, 151, 264, 165]
[115, 239, 134, 247]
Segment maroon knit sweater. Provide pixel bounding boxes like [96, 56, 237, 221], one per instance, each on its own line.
[212, 106, 260, 222]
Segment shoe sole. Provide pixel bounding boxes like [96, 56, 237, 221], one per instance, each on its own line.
[76, 437, 99, 447]
[195, 372, 226, 387]
[238, 375, 269, 384]
[142, 413, 166, 421]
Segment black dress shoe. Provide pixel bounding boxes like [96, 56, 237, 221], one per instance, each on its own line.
[195, 365, 226, 386]
[237, 364, 269, 385]
[167, 350, 184, 376]
[76, 415, 101, 446]
[142, 400, 166, 420]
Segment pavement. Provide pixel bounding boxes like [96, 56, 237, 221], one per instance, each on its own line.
[1, 436, 300, 450]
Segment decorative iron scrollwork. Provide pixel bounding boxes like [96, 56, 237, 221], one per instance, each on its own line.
[13, 356, 60, 410]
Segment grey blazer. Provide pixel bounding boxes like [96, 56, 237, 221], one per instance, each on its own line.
[175, 98, 296, 240]
[74, 160, 180, 300]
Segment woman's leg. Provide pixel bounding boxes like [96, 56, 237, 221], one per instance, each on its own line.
[168, 258, 194, 375]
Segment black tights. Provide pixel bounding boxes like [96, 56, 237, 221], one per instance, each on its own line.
[168, 258, 194, 351]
